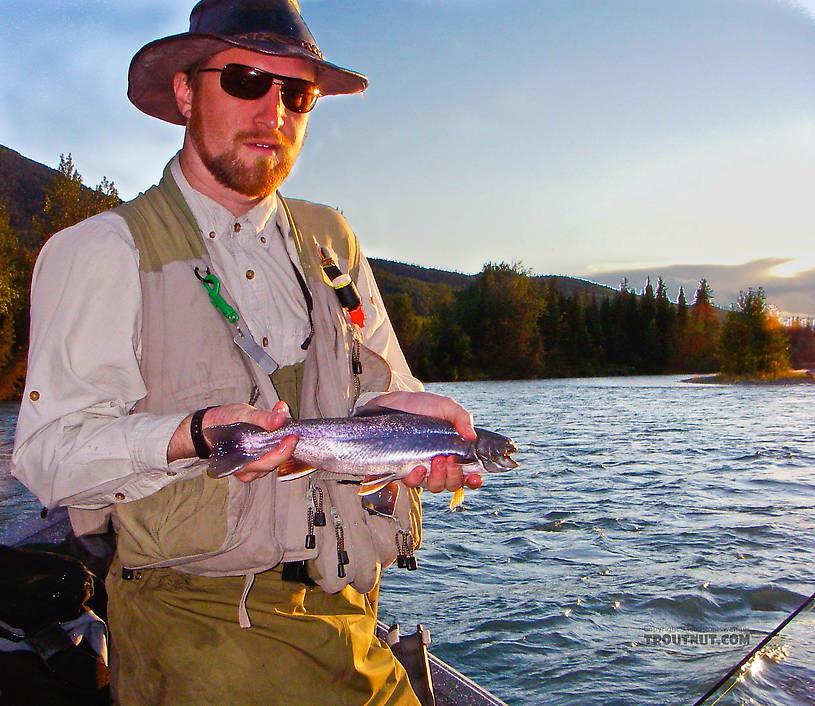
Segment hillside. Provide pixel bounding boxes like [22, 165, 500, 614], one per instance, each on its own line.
[369, 258, 618, 315]
[0, 145, 57, 246]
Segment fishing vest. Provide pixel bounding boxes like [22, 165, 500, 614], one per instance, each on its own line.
[105, 163, 421, 596]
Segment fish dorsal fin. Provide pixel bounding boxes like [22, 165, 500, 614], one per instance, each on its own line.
[351, 405, 405, 419]
[277, 458, 316, 481]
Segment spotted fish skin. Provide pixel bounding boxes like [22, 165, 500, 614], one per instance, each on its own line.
[203, 408, 518, 487]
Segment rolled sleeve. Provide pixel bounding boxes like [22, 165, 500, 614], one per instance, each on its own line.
[11, 212, 200, 509]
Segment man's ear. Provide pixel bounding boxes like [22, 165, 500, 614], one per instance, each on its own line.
[173, 72, 194, 122]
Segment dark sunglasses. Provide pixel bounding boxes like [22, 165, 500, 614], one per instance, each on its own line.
[197, 63, 321, 113]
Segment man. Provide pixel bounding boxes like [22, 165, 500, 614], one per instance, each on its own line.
[12, 1, 481, 704]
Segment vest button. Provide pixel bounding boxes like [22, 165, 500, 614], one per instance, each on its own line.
[29, 390, 40, 402]
[246, 269, 255, 280]
[262, 337, 269, 347]
[209, 231, 216, 239]
[234, 222, 241, 233]
[259, 236, 266, 244]
[114, 492, 126, 501]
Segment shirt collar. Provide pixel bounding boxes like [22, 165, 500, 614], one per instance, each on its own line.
[169, 154, 283, 238]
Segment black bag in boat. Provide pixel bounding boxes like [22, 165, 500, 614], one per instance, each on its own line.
[0, 545, 93, 633]
[0, 544, 109, 705]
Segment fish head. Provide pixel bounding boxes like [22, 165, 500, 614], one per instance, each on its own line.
[473, 429, 519, 473]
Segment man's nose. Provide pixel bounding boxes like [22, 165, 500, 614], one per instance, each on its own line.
[255, 84, 286, 128]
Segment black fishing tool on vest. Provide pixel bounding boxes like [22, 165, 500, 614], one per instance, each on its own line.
[318, 246, 366, 328]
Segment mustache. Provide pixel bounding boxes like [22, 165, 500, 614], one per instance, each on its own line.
[236, 130, 291, 146]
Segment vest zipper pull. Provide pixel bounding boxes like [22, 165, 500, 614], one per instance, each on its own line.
[331, 507, 348, 578]
[405, 528, 418, 570]
[312, 485, 326, 526]
[396, 529, 407, 568]
[305, 489, 316, 549]
[397, 529, 417, 570]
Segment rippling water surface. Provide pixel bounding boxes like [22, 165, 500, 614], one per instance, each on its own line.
[2, 377, 815, 705]
[379, 377, 815, 705]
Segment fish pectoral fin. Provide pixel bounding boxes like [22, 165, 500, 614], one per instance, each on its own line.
[361, 481, 401, 518]
[448, 487, 465, 511]
[358, 474, 399, 496]
[276, 458, 316, 480]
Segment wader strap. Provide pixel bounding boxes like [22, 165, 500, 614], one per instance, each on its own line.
[238, 573, 256, 629]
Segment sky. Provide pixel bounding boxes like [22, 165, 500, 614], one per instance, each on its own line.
[1, 0, 813, 316]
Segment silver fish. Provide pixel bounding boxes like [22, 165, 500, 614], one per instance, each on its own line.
[203, 407, 518, 500]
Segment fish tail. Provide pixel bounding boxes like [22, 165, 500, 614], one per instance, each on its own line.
[204, 424, 275, 479]
[448, 487, 465, 511]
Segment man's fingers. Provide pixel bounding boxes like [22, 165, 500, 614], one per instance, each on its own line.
[367, 391, 476, 440]
[203, 401, 291, 432]
[234, 433, 298, 483]
[465, 473, 483, 489]
[451, 409, 477, 441]
[234, 469, 272, 482]
[419, 455, 460, 493]
[402, 466, 427, 488]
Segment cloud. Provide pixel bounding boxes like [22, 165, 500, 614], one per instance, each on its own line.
[783, 0, 815, 20]
[582, 259, 815, 318]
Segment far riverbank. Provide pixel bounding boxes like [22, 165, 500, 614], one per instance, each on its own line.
[685, 369, 815, 385]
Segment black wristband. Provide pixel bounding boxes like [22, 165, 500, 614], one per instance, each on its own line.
[190, 407, 214, 459]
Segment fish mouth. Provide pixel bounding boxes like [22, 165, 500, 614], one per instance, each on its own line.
[477, 452, 519, 473]
[497, 454, 519, 469]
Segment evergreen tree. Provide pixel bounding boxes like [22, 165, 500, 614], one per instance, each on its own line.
[1, 154, 121, 400]
[667, 286, 690, 371]
[384, 292, 420, 366]
[0, 202, 22, 318]
[638, 277, 661, 372]
[680, 279, 719, 372]
[582, 293, 607, 374]
[719, 288, 790, 377]
[33, 154, 120, 247]
[783, 319, 815, 370]
[619, 285, 641, 371]
[0, 200, 33, 398]
[693, 278, 713, 309]
[653, 277, 674, 370]
[421, 307, 473, 382]
[538, 280, 562, 375]
[454, 262, 544, 379]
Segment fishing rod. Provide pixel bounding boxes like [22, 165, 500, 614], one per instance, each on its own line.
[692, 588, 815, 706]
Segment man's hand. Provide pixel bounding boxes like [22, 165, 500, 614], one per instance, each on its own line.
[366, 391, 483, 493]
[167, 401, 298, 482]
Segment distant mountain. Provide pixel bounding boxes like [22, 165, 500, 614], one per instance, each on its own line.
[0, 145, 58, 246]
[369, 257, 619, 314]
[369, 258, 473, 289]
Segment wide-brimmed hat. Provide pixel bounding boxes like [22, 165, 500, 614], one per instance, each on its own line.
[128, 0, 368, 125]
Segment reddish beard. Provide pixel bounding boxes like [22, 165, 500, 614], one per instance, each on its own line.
[188, 102, 297, 199]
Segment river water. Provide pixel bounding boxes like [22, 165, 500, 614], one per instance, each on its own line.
[1, 376, 814, 705]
